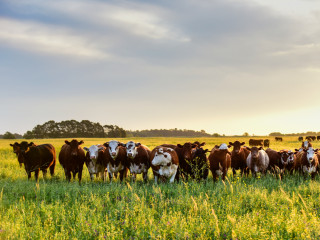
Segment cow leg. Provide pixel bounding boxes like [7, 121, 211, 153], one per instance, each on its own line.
[65, 169, 71, 182]
[131, 173, 136, 182]
[49, 159, 56, 176]
[143, 172, 148, 183]
[42, 169, 48, 180]
[175, 168, 180, 183]
[311, 172, 316, 180]
[78, 167, 83, 184]
[90, 174, 94, 181]
[27, 172, 31, 180]
[169, 165, 178, 183]
[119, 170, 125, 182]
[35, 169, 40, 182]
[232, 168, 236, 177]
[72, 171, 76, 180]
[222, 169, 227, 181]
[154, 173, 158, 184]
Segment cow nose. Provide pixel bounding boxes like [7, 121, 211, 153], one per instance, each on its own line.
[309, 158, 313, 161]
[90, 156, 96, 160]
[128, 153, 132, 157]
[71, 152, 77, 156]
[112, 152, 116, 156]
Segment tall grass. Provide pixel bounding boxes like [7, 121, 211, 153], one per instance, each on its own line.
[0, 137, 320, 239]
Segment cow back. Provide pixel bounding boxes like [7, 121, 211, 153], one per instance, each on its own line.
[24, 144, 56, 173]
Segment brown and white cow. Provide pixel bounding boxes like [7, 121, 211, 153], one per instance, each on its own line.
[294, 147, 318, 179]
[150, 146, 179, 183]
[229, 141, 250, 176]
[59, 139, 86, 183]
[208, 144, 231, 181]
[103, 140, 128, 182]
[246, 147, 269, 177]
[16, 141, 56, 181]
[124, 141, 151, 182]
[279, 150, 295, 174]
[83, 144, 107, 181]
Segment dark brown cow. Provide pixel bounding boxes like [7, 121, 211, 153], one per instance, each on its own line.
[124, 141, 151, 182]
[279, 150, 295, 174]
[229, 141, 250, 176]
[275, 137, 283, 142]
[317, 136, 320, 141]
[59, 139, 86, 182]
[150, 146, 179, 183]
[294, 147, 318, 179]
[208, 144, 231, 181]
[306, 136, 316, 141]
[298, 136, 303, 141]
[83, 144, 107, 181]
[103, 140, 128, 182]
[263, 139, 270, 148]
[265, 148, 281, 172]
[16, 141, 56, 181]
[10, 141, 36, 167]
[246, 147, 269, 177]
[190, 148, 209, 180]
[249, 139, 264, 146]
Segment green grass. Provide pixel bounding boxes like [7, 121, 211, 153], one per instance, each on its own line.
[1, 137, 320, 239]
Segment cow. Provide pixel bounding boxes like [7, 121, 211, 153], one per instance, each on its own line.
[229, 141, 250, 176]
[294, 147, 319, 179]
[301, 141, 312, 150]
[317, 136, 320, 141]
[83, 144, 107, 181]
[275, 137, 283, 142]
[190, 147, 209, 180]
[59, 139, 86, 183]
[15, 141, 56, 181]
[265, 148, 281, 173]
[124, 141, 151, 182]
[10, 141, 36, 167]
[150, 146, 179, 183]
[246, 147, 269, 177]
[249, 139, 264, 146]
[279, 150, 295, 174]
[161, 142, 196, 180]
[306, 136, 316, 141]
[103, 140, 128, 182]
[208, 144, 231, 181]
[298, 137, 303, 141]
[263, 139, 270, 148]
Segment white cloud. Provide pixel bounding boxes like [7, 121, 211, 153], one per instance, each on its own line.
[0, 17, 108, 59]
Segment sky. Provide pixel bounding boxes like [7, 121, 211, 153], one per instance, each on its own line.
[0, 0, 320, 136]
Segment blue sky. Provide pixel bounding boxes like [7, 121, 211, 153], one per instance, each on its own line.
[1, 0, 320, 135]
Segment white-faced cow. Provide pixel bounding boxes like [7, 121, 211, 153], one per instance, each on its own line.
[208, 144, 231, 181]
[103, 140, 128, 182]
[246, 147, 269, 177]
[124, 141, 151, 182]
[294, 147, 319, 179]
[59, 139, 86, 183]
[150, 146, 179, 184]
[83, 144, 107, 181]
[279, 150, 295, 174]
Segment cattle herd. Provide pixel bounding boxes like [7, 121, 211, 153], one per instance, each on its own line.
[8, 137, 320, 183]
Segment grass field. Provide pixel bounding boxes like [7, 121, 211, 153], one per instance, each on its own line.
[1, 137, 320, 239]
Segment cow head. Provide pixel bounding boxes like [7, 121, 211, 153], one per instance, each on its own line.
[65, 139, 84, 156]
[304, 147, 318, 162]
[17, 141, 34, 155]
[177, 142, 197, 161]
[124, 141, 141, 159]
[152, 147, 174, 166]
[104, 140, 124, 159]
[247, 146, 263, 161]
[280, 150, 294, 166]
[83, 145, 104, 161]
[229, 141, 245, 154]
[302, 141, 311, 150]
[10, 142, 20, 155]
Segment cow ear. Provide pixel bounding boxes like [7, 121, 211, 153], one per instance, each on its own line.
[295, 149, 299, 152]
[79, 141, 84, 145]
[241, 142, 245, 145]
[98, 147, 105, 151]
[83, 147, 89, 152]
[118, 142, 125, 147]
[65, 140, 70, 145]
[277, 151, 282, 156]
[227, 145, 232, 148]
[135, 142, 141, 147]
[246, 147, 251, 151]
[177, 144, 183, 148]
[204, 149, 209, 153]
[200, 142, 206, 146]
[315, 149, 319, 152]
[259, 147, 263, 150]
[10, 144, 14, 146]
[191, 144, 197, 148]
[103, 142, 109, 147]
[229, 142, 233, 146]
[28, 142, 34, 147]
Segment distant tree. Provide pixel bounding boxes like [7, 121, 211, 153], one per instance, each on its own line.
[243, 132, 249, 137]
[269, 132, 283, 136]
[3, 131, 16, 139]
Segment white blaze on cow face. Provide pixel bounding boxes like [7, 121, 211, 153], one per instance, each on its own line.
[219, 143, 228, 150]
[306, 147, 316, 162]
[151, 148, 173, 166]
[108, 141, 120, 158]
[303, 141, 309, 149]
[288, 151, 294, 163]
[84, 145, 103, 161]
[125, 141, 140, 159]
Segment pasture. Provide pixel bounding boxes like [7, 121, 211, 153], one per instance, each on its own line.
[1, 137, 320, 239]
